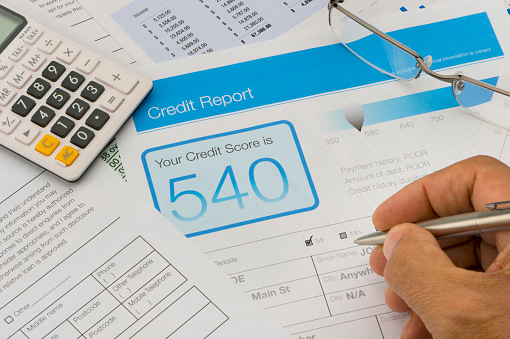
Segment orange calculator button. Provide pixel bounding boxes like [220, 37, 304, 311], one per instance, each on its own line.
[56, 146, 79, 166]
[35, 134, 60, 156]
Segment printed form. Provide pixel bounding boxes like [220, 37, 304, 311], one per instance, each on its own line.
[0, 152, 291, 338]
[114, 1, 510, 338]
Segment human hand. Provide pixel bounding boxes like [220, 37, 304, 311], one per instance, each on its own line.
[369, 156, 510, 339]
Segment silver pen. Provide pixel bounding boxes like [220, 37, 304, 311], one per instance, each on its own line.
[355, 201, 510, 246]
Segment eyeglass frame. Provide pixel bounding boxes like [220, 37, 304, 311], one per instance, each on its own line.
[328, 0, 510, 109]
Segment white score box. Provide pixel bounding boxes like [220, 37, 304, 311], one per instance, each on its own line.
[142, 121, 318, 237]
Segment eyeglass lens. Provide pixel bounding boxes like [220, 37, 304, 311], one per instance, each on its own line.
[454, 78, 510, 128]
[329, 5, 510, 129]
[329, 6, 419, 80]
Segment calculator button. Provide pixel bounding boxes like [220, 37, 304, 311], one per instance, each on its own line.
[66, 98, 90, 120]
[23, 27, 43, 45]
[37, 35, 62, 55]
[42, 61, 66, 82]
[15, 124, 40, 145]
[100, 90, 124, 113]
[76, 55, 100, 74]
[31, 106, 55, 127]
[27, 78, 51, 99]
[62, 71, 85, 92]
[81, 81, 104, 102]
[96, 63, 139, 95]
[12, 95, 36, 117]
[7, 67, 32, 89]
[47, 88, 70, 109]
[56, 146, 79, 166]
[8, 44, 29, 62]
[0, 113, 21, 135]
[51, 116, 75, 138]
[71, 127, 95, 149]
[0, 61, 13, 80]
[0, 85, 17, 107]
[22, 52, 47, 72]
[56, 43, 81, 64]
[35, 134, 59, 156]
[86, 109, 109, 130]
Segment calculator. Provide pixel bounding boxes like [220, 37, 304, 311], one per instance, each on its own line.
[0, 4, 153, 181]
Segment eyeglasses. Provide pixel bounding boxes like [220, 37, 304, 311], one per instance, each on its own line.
[328, 0, 510, 129]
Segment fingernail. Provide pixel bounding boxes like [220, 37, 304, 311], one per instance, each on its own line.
[401, 312, 412, 339]
[383, 224, 406, 260]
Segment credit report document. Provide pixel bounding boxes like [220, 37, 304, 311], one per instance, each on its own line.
[0, 153, 290, 338]
[116, 0, 510, 337]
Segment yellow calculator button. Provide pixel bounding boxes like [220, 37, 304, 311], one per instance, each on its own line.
[56, 146, 79, 166]
[35, 134, 60, 156]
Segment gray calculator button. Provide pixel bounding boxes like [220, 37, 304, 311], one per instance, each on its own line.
[31, 106, 55, 127]
[85, 109, 109, 130]
[12, 95, 36, 117]
[71, 126, 94, 149]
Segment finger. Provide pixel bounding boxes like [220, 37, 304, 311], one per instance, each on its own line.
[373, 156, 510, 230]
[480, 240, 499, 271]
[383, 224, 458, 316]
[369, 245, 386, 276]
[442, 237, 482, 269]
[487, 234, 510, 272]
[385, 286, 410, 313]
[401, 311, 432, 339]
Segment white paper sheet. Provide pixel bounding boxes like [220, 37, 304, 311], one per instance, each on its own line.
[78, 0, 331, 66]
[0, 154, 291, 338]
[2, 0, 136, 65]
[115, 1, 510, 337]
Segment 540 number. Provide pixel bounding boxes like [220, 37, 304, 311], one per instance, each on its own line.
[169, 158, 289, 221]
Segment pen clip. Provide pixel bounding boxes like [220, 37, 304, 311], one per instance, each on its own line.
[485, 200, 510, 210]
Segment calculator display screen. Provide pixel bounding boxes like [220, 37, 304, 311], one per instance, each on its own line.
[0, 5, 27, 53]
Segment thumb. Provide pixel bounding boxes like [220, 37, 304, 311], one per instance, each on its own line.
[383, 223, 458, 318]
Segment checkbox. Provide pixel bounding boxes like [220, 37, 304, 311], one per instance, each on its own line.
[339, 232, 347, 239]
[4, 316, 13, 324]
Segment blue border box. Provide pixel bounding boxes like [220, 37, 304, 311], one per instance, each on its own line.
[142, 121, 319, 237]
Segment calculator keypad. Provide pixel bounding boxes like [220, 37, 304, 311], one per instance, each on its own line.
[0, 15, 152, 181]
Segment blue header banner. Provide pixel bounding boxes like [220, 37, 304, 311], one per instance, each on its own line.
[132, 13, 503, 133]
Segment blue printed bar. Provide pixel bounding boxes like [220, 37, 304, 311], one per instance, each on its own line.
[132, 13, 503, 133]
[319, 77, 499, 133]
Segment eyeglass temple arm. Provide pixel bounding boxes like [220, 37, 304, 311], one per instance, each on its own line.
[330, 1, 510, 97]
